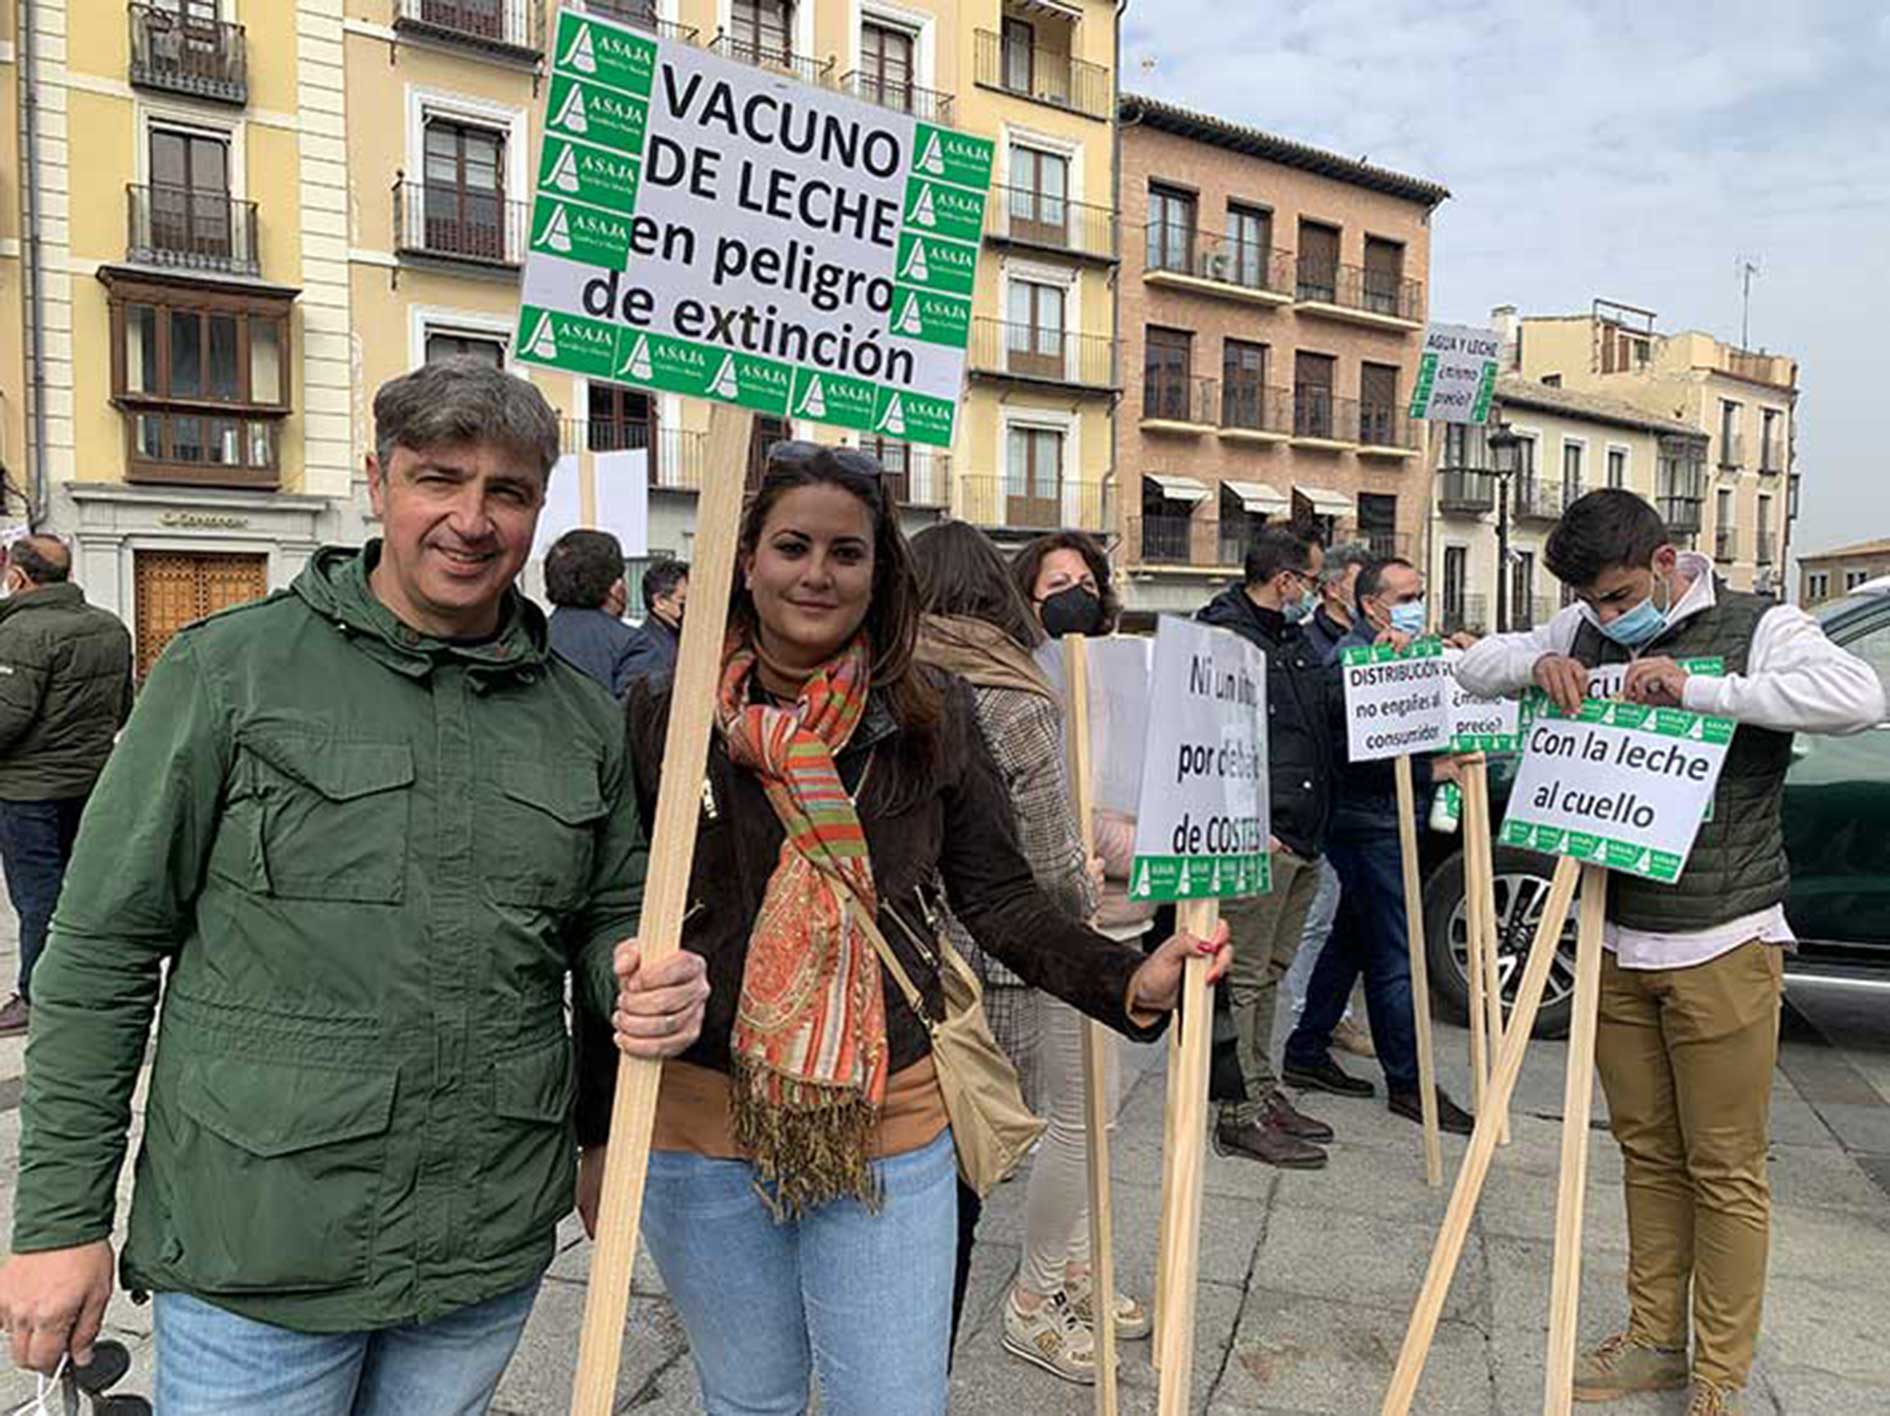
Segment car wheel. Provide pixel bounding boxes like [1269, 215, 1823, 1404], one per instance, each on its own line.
[1423, 846, 1581, 1039]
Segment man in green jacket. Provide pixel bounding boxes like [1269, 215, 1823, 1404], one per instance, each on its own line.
[0, 359, 710, 1413]
[0, 534, 133, 1035]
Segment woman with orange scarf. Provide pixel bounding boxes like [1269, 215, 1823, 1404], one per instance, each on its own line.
[576, 445, 1228, 1415]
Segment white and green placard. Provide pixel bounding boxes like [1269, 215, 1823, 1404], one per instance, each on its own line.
[1341, 639, 1453, 762]
[1443, 646, 1523, 753]
[1408, 323, 1501, 425]
[1129, 618, 1271, 903]
[1499, 700, 1734, 883]
[515, 9, 994, 447]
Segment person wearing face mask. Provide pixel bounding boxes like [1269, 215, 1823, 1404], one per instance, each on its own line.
[1283, 557, 1477, 1139]
[1456, 490, 1883, 1416]
[1189, 527, 1345, 1168]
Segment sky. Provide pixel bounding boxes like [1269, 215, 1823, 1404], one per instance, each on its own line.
[1121, 0, 1890, 562]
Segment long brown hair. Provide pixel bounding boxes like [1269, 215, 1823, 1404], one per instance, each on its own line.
[910, 521, 1045, 653]
[730, 447, 941, 776]
[1010, 530, 1122, 633]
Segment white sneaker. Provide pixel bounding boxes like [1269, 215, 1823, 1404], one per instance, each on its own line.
[1002, 1289, 1096, 1384]
[1062, 1269, 1153, 1341]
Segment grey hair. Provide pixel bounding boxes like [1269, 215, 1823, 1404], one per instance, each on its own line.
[1318, 541, 1375, 587]
[372, 357, 561, 479]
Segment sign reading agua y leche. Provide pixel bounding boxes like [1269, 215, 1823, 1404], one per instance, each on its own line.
[1407, 323, 1501, 426]
[1130, 619, 1271, 903]
[1443, 647, 1523, 753]
[1342, 640, 1453, 762]
[1499, 701, 1734, 883]
[516, 10, 994, 446]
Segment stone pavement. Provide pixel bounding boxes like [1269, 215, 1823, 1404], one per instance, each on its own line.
[0, 887, 1888, 1414]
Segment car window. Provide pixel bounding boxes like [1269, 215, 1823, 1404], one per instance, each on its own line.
[1833, 611, 1890, 705]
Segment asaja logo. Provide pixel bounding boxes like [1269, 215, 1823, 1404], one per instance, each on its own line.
[620, 334, 654, 381]
[552, 85, 589, 135]
[916, 132, 945, 176]
[562, 22, 597, 74]
[899, 240, 930, 283]
[710, 354, 740, 401]
[526, 311, 559, 360]
[876, 393, 907, 436]
[546, 144, 581, 194]
[893, 293, 923, 337]
[797, 375, 828, 419]
[536, 203, 573, 254]
[907, 184, 938, 228]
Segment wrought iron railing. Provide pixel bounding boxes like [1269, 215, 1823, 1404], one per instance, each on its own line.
[127, 183, 259, 276]
[128, 4, 247, 104]
[839, 70, 953, 122]
[394, 179, 528, 267]
[1293, 258, 1424, 323]
[1144, 229, 1294, 298]
[709, 32, 835, 86]
[1143, 374, 1218, 426]
[1291, 387, 1359, 443]
[1438, 468, 1496, 514]
[394, 0, 544, 54]
[1220, 383, 1293, 437]
[984, 186, 1117, 262]
[959, 474, 1109, 533]
[972, 29, 1110, 120]
[968, 319, 1117, 390]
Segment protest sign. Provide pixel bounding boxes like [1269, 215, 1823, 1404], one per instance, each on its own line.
[1522, 656, 1725, 715]
[514, 9, 992, 447]
[1407, 323, 1500, 425]
[1129, 618, 1270, 903]
[1443, 647, 1523, 753]
[1084, 637, 1154, 816]
[1341, 639, 1452, 762]
[1499, 700, 1734, 882]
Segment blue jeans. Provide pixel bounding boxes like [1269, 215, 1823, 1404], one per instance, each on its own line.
[1284, 856, 1344, 1019]
[0, 795, 87, 1001]
[1286, 833, 1420, 1092]
[642, 1129, 957, 1416]
[152, 1281, 539, 1415]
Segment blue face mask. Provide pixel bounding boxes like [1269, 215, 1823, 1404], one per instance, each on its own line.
[1283, 595, 1314, 624]
[1389, 600, 1428, 636]
[1600, 596, 1667, 648]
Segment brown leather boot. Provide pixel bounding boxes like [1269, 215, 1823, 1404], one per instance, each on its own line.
[1213, 1115, 1327, 1169]
[1261, 1090, 1335, 1144]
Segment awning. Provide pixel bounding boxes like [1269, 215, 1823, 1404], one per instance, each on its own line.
[1145, 474, 1211, 505]
[1294, 484, 1356, 517]
[1220, 480, 1288, 515]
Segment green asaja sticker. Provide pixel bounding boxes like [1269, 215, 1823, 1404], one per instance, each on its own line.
[870, 387, 954, 448]
[894, 232, 977, 297]
[546, 75, 649, 155]
[516, 305, 621, 379]
[538, 140, 641, 214]
[902, 177, 985, 245]
[909, 123, 995, 192]
[530, 197, 635, 268]
[552, 13, 657, 98]
[888, 286, 972, 348]
[789, 368, 879, 432]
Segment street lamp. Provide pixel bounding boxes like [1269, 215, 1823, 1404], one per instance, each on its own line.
[1485, 415, 1522, 633]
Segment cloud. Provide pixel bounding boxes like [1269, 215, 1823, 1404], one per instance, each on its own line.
[1124, 0, 1890, 560]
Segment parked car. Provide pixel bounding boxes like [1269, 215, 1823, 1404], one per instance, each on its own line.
[1422, 585, 1890, 1037]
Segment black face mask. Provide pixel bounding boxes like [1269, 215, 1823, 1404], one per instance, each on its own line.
[1039, 585, 1106, 639]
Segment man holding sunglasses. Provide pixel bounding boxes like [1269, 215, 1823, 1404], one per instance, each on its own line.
[1195, 526, 1343, 1168]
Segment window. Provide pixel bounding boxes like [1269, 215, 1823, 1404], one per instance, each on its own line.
[1293, 351, 1336, 438]
[1362, 236, 1404, 314]
[1716, 487, 1735, 559]
[1296, 220, 1340, 302]
[746, 413, 793, 491]
[1562, 441, 1585, 506]
[1806, 571, 1829, 601]
[1224, 203, 1272, 289]
[1607, 447, 1627, 489]
[1757, 494, 1774, 560]
[1358, 492, 1398, 558]
[592, 0, 658, 26]
[1006, 425, 1064, 527]
[148, 126, 232, 261]
[859, 19, 915, 111]
[104, 270, 292, 487]
[1512, 551, 1536, 629]
[1221, 339, 1268, 430]
[1005, 280, 1065, 378]
[588, 381, 656, 457]
[423, 118, 506, 261]
[622, 549, 678, 619]
[1000, 16, 1033, 92]
[1442, 422, 1483, 468]
[1846, 569, 1870, 591]
[1144, 327, 1193, 422]
[1719, 400, 1741, 467]
[1443, 545, 1468, 627]
[1008, 145, 1068, 243]
[1540, 374, 1562, 388]
[733, 0, 794, 63]
[425, 330, 505, 366]
[1146, 185, 1195, 275]
[1359, 362, 1399, 446]
[1761, 408, 1781, 471]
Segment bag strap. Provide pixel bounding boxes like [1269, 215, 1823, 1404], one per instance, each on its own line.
[830, 882, 935, 1025]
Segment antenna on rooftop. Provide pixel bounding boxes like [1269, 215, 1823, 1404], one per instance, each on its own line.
[1139, 56, 1157, 76]
[1736, 256, 1761, 350]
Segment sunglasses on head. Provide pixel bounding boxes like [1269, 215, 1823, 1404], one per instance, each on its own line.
[764, 440, 885, 480]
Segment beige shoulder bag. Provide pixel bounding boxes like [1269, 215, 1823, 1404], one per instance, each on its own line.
[841, 892, 1046, 1197]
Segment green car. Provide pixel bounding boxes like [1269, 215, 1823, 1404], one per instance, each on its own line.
[1424, 585, 1890, 1036]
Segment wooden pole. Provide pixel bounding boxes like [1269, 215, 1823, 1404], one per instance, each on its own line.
[1062, 634, 1119, 1416]
[1461, 764, 1489, 1125]
[1543, 865, 1608, 1415]
[1381, 854, 1582, 1415]
[570, 404, 753, 1415]
[1394, 755, 1443, 1188]
[1156, 912, 1218, 1416]
[1151, 1023, 1181, 1370]
[1462, 759, 1510, 1145]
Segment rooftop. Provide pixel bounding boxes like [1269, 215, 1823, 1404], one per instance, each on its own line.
[1494, 377, 1706, 440]
[1800, 538, 1890, 565]
[1119, 94, 1451, 208]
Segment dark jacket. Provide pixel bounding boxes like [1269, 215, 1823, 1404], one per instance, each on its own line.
[620, 613, 680, 689]
[1302, 605, 1351, 663]
[548, 605, 641, 700]
[0, 583, 133, 801]
[575, 670, 1164, 1146]
[1326, 622, 1434, 838]
[1196, 586, 1339, 859]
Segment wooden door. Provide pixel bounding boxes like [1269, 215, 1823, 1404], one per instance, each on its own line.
[1007, 427, 1063, 528]
[134, 550, 268, 678]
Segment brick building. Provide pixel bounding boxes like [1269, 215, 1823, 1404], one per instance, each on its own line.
[1115, 95, 1449, 615]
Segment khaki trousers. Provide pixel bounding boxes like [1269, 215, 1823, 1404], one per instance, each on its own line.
[1217, 849, 1318, 1126]
[1595, 940, 1783, 1390]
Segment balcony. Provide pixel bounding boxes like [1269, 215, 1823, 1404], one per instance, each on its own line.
[1357, 403, 1420, 456]
[1514, 477, 1582, 523]
[1142, 375, 1219, 433]
[126, 183, 259, 277]
[1716, 525, 1740, 561]
[1437, 468, 1496, 515]
[128, 4, 247, 105]
[973, 28, 1110, 121]
[967, 319, 1117, 393]
[984, 186, 1117, 264]
[1511, 596, 1560, 631]
[394, 180, 528, 269]
[1219, 384, 1293, 443]
[1358, 527, 1412, 560]
[1757, 529, 1777, 565]
[582, 3, 698, 42]
[959, 475, 1109, 535]
[1143, 231, 1294, 305]
[1441, 594, 1490, 636]
[1759, 439, 1786, 475]
[394, 0, 544, 59]
[840, 70, 953, 122]
[709, 32, 835, 87]
[1718, 432, 1745, 471]
[563, 421, 708, 491]
[1293, 259, 1424, 330]
[1129, 512, 1229, 569]
[1718, 347, 1797, 390]
[1658, 495, 1704, 537]
[1289, 388, 1359, 448]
